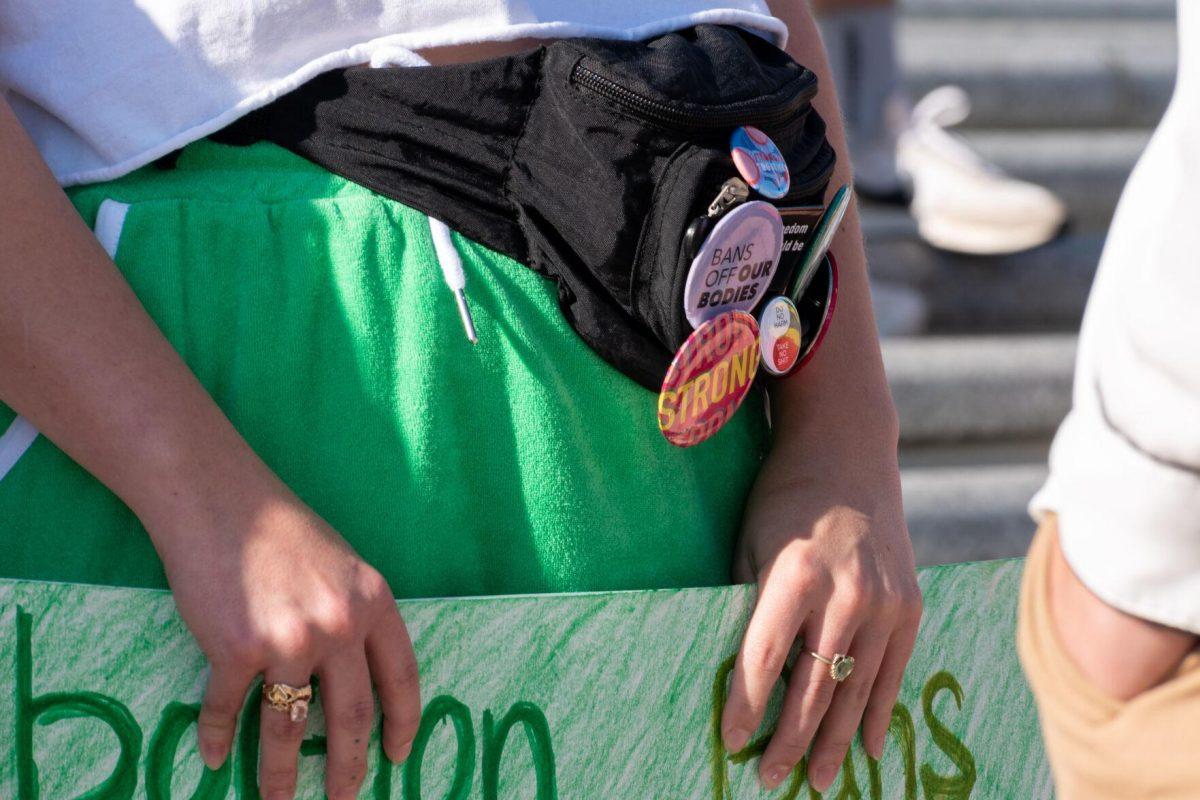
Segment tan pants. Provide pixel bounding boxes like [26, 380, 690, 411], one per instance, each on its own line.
[1017, 517, 1200, 799]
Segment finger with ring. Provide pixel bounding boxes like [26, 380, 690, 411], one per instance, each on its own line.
[264, 682, 314, 723]
[808, 651, 855, 682]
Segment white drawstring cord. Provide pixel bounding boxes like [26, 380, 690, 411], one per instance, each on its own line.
[428, 219, 478, 344]
[369, 47, 479, 344]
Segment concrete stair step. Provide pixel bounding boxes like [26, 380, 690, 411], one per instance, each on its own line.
[901, 445, 1048, 565]
[900, 0, 1175, 19]
[884, 334, 1076, 445]
[867, 230, 1104, 334]
[899, 18, 1176, 129]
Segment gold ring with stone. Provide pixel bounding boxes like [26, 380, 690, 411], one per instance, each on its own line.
[809, 651, 855, 682]
[263, 682, 314, 723]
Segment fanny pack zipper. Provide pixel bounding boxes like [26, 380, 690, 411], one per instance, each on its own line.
[571, 63, 833, 199]
[571, 63, 818, 132]
[780, 145, 837, 201]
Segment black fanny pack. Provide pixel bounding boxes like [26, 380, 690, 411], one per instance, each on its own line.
[215, 25, 836, 389]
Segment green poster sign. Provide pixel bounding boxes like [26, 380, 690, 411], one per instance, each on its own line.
[0, 559, 1051, 798]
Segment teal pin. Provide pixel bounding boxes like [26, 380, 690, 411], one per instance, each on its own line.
[787, 183, 851, 304]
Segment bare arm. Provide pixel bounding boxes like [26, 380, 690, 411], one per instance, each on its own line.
[767, 3, 894, 444]
[719, 3, 921, 792]
[0, 99, 258, 524]
[1049, 525, 1196, 700]
[0, 97, 419, 800]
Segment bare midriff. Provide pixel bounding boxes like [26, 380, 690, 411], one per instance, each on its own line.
[416, 37, 554, 65]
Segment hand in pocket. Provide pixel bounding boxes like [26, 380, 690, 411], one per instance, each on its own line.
[1049, 534, 1198, 702]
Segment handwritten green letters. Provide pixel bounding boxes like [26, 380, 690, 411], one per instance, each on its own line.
[0, 559, 1051, 798]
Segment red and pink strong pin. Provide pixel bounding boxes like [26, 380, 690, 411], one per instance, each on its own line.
[658, 311, 760, 447]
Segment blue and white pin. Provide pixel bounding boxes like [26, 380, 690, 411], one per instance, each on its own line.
[730, 126, 790, 199]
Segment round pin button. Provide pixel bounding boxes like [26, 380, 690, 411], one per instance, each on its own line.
[788, 183, 852, 304]
[682, 200, 783, 329]
[757, 295, 803, 377]
[658, 311, 760, 448]
[795, 252, 839, 371]
[730, 126, 790, 199]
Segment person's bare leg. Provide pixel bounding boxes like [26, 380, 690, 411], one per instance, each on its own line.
[810, 0, 906, 202]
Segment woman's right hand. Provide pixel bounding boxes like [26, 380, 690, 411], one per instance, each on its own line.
[0, 93, 420, 800]
[147, 475, 421, 800]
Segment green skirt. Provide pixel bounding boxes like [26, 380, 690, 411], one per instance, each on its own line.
[0, 140, 768, 598]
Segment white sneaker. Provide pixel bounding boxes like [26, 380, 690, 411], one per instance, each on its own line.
[897, 86, 1069, 255]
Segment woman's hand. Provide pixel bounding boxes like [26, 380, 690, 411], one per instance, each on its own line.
[147, 472, 421, 800]
[0, 91, 420, 800]
[720, 449, 921, 793]
[711, 5, 924, 790]
[1048, 529, 1197, 702]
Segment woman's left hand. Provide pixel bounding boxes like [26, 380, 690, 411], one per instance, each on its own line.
[720, 448, 922, 793]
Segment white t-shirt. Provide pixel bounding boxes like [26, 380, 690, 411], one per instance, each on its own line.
[0, 1, 785, 187]
[1031, 1, 1200, 633]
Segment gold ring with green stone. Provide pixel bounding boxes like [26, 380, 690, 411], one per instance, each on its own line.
[809, 651, 855, 682]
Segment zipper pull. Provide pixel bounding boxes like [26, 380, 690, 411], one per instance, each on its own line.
[684, 178, 753, 262]
[707, 177, 751, 218]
